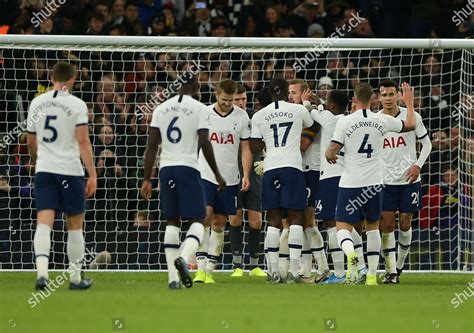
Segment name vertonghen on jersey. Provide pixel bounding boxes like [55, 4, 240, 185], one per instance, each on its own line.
[31, 100, 73, 117]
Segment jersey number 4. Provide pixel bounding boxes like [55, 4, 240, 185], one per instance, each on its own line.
[270, 122, 293, 147]
[358, 134, 374, 158]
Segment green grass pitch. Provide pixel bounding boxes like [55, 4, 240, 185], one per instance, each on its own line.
[1, 272, 473, 333]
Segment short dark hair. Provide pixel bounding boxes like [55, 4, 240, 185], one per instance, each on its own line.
[378, 79, 398, 92]
[89, 11, 105, 22]
[179, 75, 199, 95]
[268, 78, 289, 101]
[327, 90, 349, 114]
[354, 82, 373, 104]
[257, 87, 272, 108]
[52, 62, 75, 82]
[236, 84, 246, 95]
[216, 79, 237, 95]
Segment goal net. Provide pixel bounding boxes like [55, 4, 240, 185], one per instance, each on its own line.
[0, 36, 472, 272]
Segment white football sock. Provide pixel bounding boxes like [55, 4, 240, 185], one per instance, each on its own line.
[351, 228, 366, 270]
[301, 233, 312, 277]
[67, 229, 85, 284]
[366, 230, 381, 276]
[337, 229, 355, 256]
[206, 229, 224, 273]
[34, 224, 51, 280]
[164, 225, 180, 283]
[196, 226, 210, 271]
[382, 232, 397, 274]
[328, 227, 345, 278]
[397, 228, 412, 270]
[266, 226, 280, 276]
[305, 226, 329, 273]
[288, 225, 303, 276]
[278, 228, 289, 278]
[181, 222, 204, 263]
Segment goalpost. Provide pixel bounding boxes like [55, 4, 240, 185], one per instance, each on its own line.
[0, 36, 472, 272]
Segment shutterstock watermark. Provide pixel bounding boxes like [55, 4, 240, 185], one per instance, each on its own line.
[450, 277, 474, 308]
[31, 0, 67, 28]
[136, 60, 205, 119]
[293, 11, 364, 73]
[345, 154, 417, 215]
[0, 109, 46, 149]
[451, 0, 474, 26]
[27, 247, 97, 309]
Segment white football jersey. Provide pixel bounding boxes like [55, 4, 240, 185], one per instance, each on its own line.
[302, 129, 321, 172]
[199, 104, 251, 186]
[251, 101, 314, 172]
[26, 90, 88, 176]
[331, 108, 404, 188]
[311, 109, 345, 180]
[150, 94, 210, 171]
[379, 107, 428, 185]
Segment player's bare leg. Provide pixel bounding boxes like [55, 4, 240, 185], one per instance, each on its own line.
[304, 207, 330, 282]
[336, 221, 358, 284]
[204, 214, 227, 283]
[66, 213, 92, 290]
[381, 211, 398, 283]
[265, 209, 283, 283]
[397, 213, 413, 278]
[34, 210, 55, 290]
[286, 210, 305, 283]
[365, 220, 381, 286]
[194, 206, 213, 282]
[279, 218, 289, 279]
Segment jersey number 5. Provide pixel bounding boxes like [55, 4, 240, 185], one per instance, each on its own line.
[167, 117, 182, 143]
[270, 122, 293, 147]
[358, 134, 373, 158]
[43, 115, 58, 143]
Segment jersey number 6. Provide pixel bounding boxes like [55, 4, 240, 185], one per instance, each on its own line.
[167, 116, 182, 143]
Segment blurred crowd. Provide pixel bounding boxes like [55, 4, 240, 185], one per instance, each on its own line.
[0, 0, 473, 38]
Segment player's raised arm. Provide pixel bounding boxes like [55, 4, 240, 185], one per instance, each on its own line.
[141, 127, 161, 200]
[198, 129, 226, 191]
[399, 82, 416, 132]
[76, 124, 97, 198]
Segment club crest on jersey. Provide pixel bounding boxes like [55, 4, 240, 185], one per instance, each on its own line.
[210, 131, 235, 144]
[383, 136, 407, 148]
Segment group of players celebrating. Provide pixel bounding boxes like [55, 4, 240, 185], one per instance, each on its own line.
[27, 62, 431, 291]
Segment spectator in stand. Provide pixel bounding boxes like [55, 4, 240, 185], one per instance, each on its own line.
[237, 13, 264, 37]
[316, 76, 333, 105]
[419, 164, 467, 270]
[123, 2, 144, 35]
[86, 12, 107, 35]
[210, 16, 230, 37]
[138, 0, 162, 29]
[289, 0, 327, 37]
[263, 6, 281, 37]
[181, 2, 212, 36]
[307, 23, 325, 38]
[111, 0, 126, 26]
